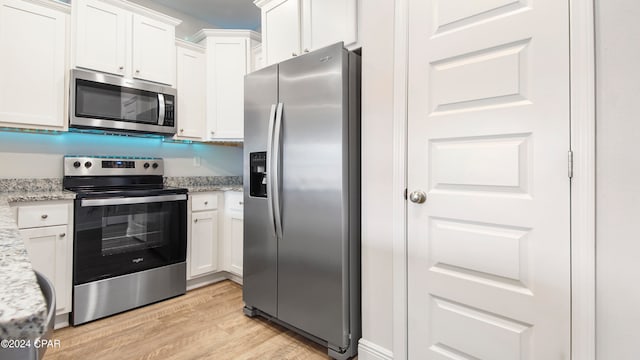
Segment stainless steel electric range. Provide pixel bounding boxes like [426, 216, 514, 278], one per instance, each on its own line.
[63, 156, 188, 325]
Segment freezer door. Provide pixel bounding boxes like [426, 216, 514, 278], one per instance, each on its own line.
[243, 64, 279, 316]
[277, 43, 351, 348]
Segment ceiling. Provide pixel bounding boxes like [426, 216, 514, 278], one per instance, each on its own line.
[150, 0, 261, 30]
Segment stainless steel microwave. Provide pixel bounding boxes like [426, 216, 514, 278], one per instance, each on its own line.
[70, 69, 177, 136]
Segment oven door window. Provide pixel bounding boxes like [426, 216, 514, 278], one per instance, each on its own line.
[101, 205, 164, 256]
[75, 79, 160, 124]
[74, 199, 186, 284]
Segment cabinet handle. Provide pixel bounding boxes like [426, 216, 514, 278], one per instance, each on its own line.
[41, 214, 48, 219]
[119, 66, 124, 70]
[194, 219, 198, 223]
[292, 52, 298, 57]
[239, 201, 243, 205]
[204, 201, 208, 205]
[304, 49, 309, 53]
[59, 233, 66, 238]
[135, 69, 140, 74]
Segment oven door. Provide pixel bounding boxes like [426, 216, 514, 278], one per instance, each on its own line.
[74, 194, 187, 285]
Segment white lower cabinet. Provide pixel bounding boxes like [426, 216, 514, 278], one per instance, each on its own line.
[223, 191, 243, 277]
[187, 191, 244, 284]
[187, 193, 220, 279]
[12, 201, 73, 317]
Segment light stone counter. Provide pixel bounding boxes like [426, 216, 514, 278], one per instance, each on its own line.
[0, 179, 75, 340]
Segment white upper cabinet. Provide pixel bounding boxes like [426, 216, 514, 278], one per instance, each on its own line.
[132, 13, 175, 85]
[0, 0, 68, 130]
[73, 0, 180, 85]
[195, 30, 260, 141]
[251, 43, 264, 72]
[301, 0, 357, 51]
[255, 0, 358, 66]
[175, 40, 205, 140]
[257, 0, 301, 65]
[75, 0, 127, 77]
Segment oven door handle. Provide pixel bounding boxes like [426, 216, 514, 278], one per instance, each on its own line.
[80, 194, 187, 207]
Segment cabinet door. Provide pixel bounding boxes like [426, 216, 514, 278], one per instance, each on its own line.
[206, 37, 248, 140]
[75, 0, 128, 76]
[251, 44, 264, 72]
[261, 0, 301, 65]
[132, 13, 175, 85]
[0, 0, 66, 129]
[175, 45, 205, 140]
[226, 211, 244, 277]
[19, 225, 71, 315]
[190, 210, 218, 278]
[302, 0, 357, 51]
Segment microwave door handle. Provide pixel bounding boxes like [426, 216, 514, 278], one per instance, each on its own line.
[80, 194, 186, 207]
[158, 94, 165, 126]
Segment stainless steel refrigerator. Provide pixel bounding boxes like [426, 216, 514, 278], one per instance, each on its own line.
[243, 43, 361, 360]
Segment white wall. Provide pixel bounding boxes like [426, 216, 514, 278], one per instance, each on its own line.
[0, 132, 242, 178]
[596, 1, 640, 359]
[359, 0, 395, 357]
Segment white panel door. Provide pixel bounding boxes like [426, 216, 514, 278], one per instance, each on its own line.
[0, 0, 66, 129]
[132, 13, 175, 85]
[227, 212, 243, 276]
[20, 225, 71, 315]
[407, 0, 571, 359]
[175, 45, 205, 140]
[206, 37, 248, 140]
[302, 0, 357, 51]
[262, 0, 301, 65]
[190, 210, 218, 277]
[75, 0, 127, 76]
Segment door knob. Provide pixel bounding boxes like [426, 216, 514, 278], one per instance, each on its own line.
[409, 190, 426, 204]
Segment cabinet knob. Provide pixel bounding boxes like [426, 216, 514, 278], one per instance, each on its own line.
[194, 219, 198, 223]
[180, 129, 184, 133]
[292, 52, 298, 57]
[119, 66, 124, 70]
[59, 233, 66, 238]
[204, 201, 208, 205]
[135, 69, 140, 74]
[304, 49, 309, 53]
[210, 131, 215, 135]
[239, 201, 243, 205]
[41, 214, 48, 219]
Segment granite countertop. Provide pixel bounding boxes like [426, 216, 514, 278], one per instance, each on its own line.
[0, 179, 76, 340]
[164, 176, 243, 193]
[187, 185, 243, 193]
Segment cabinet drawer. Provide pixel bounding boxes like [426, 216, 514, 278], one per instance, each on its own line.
[17, 204, 68, 229]
[191, 193, 218, 212]
[225, 192, 244, 212]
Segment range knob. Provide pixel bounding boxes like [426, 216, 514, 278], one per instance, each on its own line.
[73, 161, 81, 168]
[143, 162, 150, 169]
[84, 161, 92, 169]
[152, 163, 159, 169]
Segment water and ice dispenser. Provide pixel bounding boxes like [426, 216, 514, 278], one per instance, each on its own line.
[249, 152, 267, 198]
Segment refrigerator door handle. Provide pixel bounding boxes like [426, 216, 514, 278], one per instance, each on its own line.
[266, 104, 278, 238]
[272, 102, 284, 240]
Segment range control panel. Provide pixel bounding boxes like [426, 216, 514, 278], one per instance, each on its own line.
[63, 156, 164, 176]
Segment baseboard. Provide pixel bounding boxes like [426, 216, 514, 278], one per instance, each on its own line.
[186, 272, 230, 291]
[54, 313, 69, 330]
[358, 339, 393, 360]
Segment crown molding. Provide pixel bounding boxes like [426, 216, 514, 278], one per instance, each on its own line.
[193, 29, 261, 44]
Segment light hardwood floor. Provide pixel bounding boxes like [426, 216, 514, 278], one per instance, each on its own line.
[45, 280, 332, 360]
